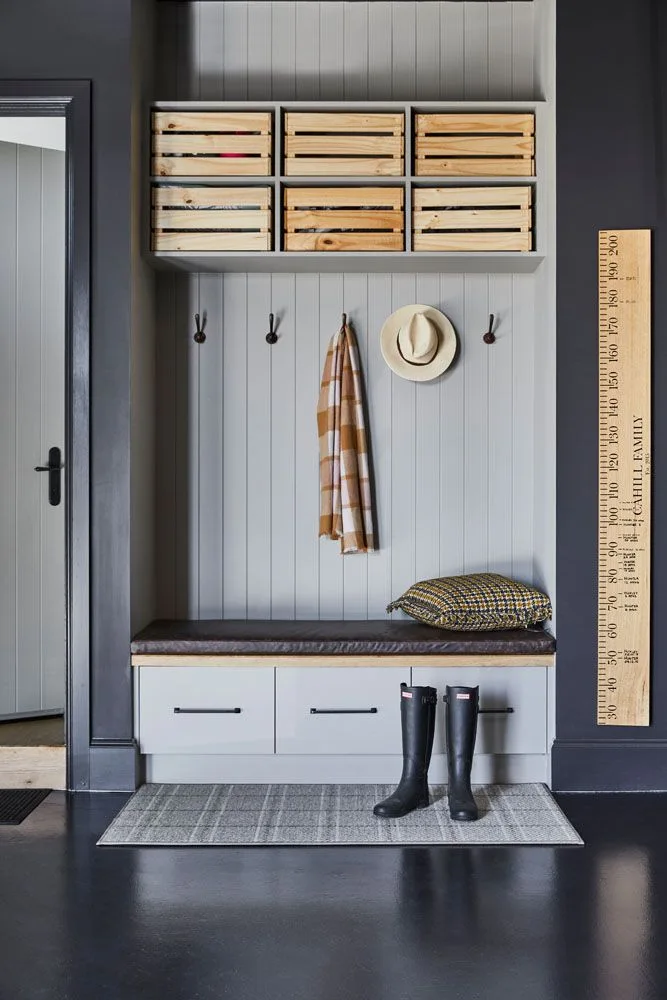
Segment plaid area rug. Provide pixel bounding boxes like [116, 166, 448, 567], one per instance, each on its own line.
[98, 783, 582, 847]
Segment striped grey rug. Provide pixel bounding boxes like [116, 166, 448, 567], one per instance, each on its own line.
[98, 783, 582, 847]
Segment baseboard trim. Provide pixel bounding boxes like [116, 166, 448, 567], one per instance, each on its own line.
[145, 752, 549, 785]
[552, 739, 667, 792]
[89, 740, 141, 791]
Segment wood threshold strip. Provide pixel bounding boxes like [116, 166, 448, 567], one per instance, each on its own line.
[132, 653, 555, 668]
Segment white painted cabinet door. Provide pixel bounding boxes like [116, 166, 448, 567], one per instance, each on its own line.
[138, 667, 275, 754]
[412, 667, 548, 756]
[0, 141, 65, 719]
[276, 667, 409, 755]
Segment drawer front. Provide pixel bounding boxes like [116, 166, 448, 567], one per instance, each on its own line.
[412, 667, 547, 756]
[276, 667, 409, 755]
[138, 667, 274, 754]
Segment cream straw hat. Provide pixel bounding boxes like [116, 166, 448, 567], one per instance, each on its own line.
[380, 304, 457, 382]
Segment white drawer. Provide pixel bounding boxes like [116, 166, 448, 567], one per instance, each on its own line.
[411, 667, 547, 756]
[138, 667, 274, 754]
[276, 667, 409, 755]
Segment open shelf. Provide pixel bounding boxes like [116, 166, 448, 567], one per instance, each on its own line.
[148, 100, 547, 273]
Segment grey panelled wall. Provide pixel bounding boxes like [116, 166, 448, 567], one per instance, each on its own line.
[153, 0, 551, 623]
[156, 1, 539, 102]
[155, 272, 538, 620]
[0, 141, 65, 715]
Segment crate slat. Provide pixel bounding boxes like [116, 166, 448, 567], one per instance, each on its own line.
[412, 185, 533, 252]
[155, 232, 272, 251]
[412, 187, 532, 209]
[416, 113, 534, 135]
[152, 110, 272, 177]
[284, 233, 404, 252]
[153, 186, 271, 209]
[416, 158, 534, 177]
[152, 185, 272, 251]
[285, 112, 404, 134]
[284, 186, 404, 252]
[153, 157, 272, 177]
[412, 232, 532, 252]
[414, 112, 535, 176]
[156, 210, 271, 231]
[284, 112, 404, 176]
[153, 111, 271, 133]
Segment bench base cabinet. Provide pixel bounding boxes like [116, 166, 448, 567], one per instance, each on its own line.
[135, 663, 550, 782]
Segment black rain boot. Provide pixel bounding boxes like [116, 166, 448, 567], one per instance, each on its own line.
[444, 686, 479, 822]
[374, 684, 437, 818]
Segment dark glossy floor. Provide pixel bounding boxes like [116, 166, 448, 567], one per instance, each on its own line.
[0, 792, 665, 1000]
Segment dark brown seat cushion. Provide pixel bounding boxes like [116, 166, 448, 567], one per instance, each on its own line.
[131, 619, 556, 657]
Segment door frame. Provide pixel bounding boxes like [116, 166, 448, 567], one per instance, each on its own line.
[0, 81, 91, 790]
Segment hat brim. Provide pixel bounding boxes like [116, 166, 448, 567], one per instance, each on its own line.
[380, 304, 457, 382]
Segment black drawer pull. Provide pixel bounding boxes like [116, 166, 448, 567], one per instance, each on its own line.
[479, 707, 515, 715]
[173, 707, 242, 715]
[310, 707, 378, 715]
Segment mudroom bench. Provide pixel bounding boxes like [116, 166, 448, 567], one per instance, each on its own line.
[131, 620, 556, 785]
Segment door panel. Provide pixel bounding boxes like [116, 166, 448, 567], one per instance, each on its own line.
[0, 139, 65, 718]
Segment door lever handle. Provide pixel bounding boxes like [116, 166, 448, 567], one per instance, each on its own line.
[34, 446, 63, 506]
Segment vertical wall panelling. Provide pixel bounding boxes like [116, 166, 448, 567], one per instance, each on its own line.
[464, 3, 489, 100]
[294, 274, 320, 618]
[0, 143, 18, 713]
[463, 274, 490, 573]
[245, 275, 273, 617]
[366, 275, 394, 616]
[270, 274, 297, 618]
[155, 275, 177, 617]
[153, 1, 549, 623]
[343, 274, 369, 619]
[318, 274, 345, 617]
[199, 274, 225, 616]
[390, 274, 418, 601]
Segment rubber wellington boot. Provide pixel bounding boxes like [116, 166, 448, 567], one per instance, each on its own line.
[374, 684, 437, 818]
[444, 686, 479, 822]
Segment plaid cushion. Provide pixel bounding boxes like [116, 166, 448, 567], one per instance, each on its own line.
[387, 573, 552, 631]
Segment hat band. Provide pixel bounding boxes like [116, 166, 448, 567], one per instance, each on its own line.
[396, 332, 436, 367]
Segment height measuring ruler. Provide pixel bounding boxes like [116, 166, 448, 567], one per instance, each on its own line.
[598, 229, 651, 726]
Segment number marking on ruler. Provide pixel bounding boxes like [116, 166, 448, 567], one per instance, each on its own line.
[598, 229, 651, 726]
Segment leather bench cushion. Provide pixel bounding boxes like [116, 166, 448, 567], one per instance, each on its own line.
[131, 619, 556, 656]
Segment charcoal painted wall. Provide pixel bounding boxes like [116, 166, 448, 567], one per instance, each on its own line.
[553, 0, 667, 790]
[0, 0, 139, 788]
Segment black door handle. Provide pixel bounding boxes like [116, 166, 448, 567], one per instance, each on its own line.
[34, 446, 63, 506]
[310, 707, 378, 715]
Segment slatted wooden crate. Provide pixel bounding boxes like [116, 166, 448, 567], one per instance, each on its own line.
[152, 186, 272, 251]
[412, 186, 533, 252]
[152, 112, 272, 177]
[284, 187, 404, 251]
[284, 113, 404, 176]
[414, 113, 535, 176]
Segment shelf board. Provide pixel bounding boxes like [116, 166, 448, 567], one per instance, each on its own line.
[147, 250, 545, 275]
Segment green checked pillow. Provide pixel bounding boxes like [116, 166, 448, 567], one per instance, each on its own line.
[386, 573, 552, 631]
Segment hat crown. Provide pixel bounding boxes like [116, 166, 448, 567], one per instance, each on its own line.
[397, 312, 438, 363]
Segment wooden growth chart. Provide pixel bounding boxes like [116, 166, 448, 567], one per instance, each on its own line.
[598, 229, 651, 726]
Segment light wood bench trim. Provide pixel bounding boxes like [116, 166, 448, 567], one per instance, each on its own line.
[132, 653, 555, 668]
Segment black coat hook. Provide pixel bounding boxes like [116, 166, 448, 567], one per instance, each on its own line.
[483, 314, 496, 345]
[266, 312, 278, 344]
[194, 312, 206, 344]
[342, 312, 348, 327]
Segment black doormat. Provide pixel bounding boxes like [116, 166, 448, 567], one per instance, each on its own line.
[0, 789, 51, 825]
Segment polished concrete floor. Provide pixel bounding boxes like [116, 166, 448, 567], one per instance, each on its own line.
[0, 791, 665, 1000]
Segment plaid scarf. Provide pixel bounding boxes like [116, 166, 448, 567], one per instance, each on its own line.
[317, 321, 375, 554]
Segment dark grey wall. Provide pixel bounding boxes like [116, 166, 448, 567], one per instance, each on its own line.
[0, 0, 138, 787]
[553, 0, 667, 789]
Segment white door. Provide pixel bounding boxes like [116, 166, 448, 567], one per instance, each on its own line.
[0, 128, 66, 720]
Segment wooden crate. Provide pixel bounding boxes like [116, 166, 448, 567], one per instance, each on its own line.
[284, 113, 404, 176]
[412, 187, 533, 252]
[152, 112, 272, 177]
[152, 186, 272, 251]
[414, 113, 535, 177]
[284, 187, 404, 252]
